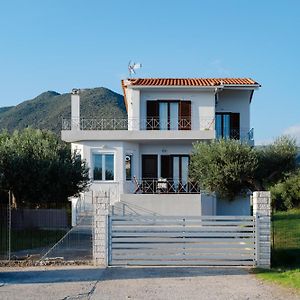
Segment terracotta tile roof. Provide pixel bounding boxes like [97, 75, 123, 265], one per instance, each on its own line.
[123, 78, 259, 87]
[121, 78, 260, 111]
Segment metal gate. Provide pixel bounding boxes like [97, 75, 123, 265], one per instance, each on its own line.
[109, 215, 256, 266]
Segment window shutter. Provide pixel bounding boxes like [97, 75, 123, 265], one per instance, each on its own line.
[161, 155, 172, 179]
[146, 101, 159, 130]
[230, 113, 240, 139]
[179, 101, 191, 130]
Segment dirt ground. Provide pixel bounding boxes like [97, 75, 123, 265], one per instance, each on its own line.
[0, 265, 299, 300]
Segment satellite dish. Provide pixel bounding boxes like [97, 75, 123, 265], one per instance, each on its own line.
[128, 61, 142, 77]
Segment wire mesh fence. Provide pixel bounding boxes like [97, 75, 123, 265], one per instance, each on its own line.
[0, 195, 94, 265]
[271, 209, 300, 268]
[0, 204, 9, 260]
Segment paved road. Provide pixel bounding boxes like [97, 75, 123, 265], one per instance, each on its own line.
[0, 266, 298, 300]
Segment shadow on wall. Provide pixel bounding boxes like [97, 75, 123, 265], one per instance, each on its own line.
[0, 266, 250, 285]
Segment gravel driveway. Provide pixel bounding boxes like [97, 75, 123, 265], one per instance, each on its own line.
[0, 266, 298, 300]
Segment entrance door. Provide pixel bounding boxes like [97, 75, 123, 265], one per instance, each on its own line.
[142, 155, 158, 193]
[142, 155, 158, 179]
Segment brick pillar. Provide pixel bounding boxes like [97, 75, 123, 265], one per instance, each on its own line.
[93, 194, 109, 266]
[253, 191, 271, 269]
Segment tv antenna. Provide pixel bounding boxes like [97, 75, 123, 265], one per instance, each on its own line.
[128, 61, 142, 77]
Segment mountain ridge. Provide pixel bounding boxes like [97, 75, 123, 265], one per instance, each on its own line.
[0, 87, 127, 134]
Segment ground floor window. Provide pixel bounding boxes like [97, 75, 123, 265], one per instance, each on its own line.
[93, 153, 114, 181]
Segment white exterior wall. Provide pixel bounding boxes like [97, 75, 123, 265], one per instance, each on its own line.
[216, 89, 252, 131]
[127, 89, 140, 130]
[117, 194, 201, 216]
[138, 89, 215, 130]
[216, 195, 251, 216]
[72, 141, 126, 204]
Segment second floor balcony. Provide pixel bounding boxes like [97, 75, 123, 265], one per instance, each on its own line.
[62, 116, 214, 131]
[61, 117, 253, 145]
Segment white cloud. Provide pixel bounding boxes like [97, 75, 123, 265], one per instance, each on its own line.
[283, 124, 300, 145]
[210, 59, 231, 77]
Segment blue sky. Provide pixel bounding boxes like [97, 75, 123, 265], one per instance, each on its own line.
[0, 0, 299, 144]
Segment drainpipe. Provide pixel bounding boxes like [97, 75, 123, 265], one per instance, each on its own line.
[71, 88, 80, 130]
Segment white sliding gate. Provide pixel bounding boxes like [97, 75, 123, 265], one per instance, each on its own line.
[109, 215, 256, 266]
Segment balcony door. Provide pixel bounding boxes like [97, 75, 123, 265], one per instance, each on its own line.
[215, 112, 240, 139]
[146, 100, 191, 130]
[161, 155, 189, 191]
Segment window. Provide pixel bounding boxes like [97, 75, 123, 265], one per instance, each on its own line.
[93, 153, 114, 181]
[146, 100, 191, 130]
[215, 113, 240, 139]
[159, 102, 179, 130]
[125, 154, 132, 181]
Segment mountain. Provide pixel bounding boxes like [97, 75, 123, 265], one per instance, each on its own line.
[0, 87, 127, 134]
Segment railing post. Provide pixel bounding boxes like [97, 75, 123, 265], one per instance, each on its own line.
[253, 191, 271, 269]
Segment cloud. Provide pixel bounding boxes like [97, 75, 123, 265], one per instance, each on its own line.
[283, 124, 300, 145]
[210, 59, 231, 77]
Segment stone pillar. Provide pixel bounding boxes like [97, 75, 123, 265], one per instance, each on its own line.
[253, 191, 271, 269]
[93, 194, 109, 267]
[69, 197, 79, 227]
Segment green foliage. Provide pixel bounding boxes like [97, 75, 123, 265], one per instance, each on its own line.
[255, 136, 298, 189]
[190, 136, 298, 200]
[189, 139, 257, 199]
[271, 170, 300, 210]
[255, 269, 300, 291]
[0, 87, 126, 134]
[0, 128, 90, 207]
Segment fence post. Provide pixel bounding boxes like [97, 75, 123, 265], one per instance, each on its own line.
[253, 191, 271, 269]
[8, 190, 12, 261]
[93, 193, 109, 267]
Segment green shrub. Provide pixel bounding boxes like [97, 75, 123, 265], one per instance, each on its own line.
[271, 170, 300, 210]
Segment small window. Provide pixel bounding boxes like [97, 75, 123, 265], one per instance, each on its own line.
[125, 154, 132, 181]
[93, 153, 114, 181]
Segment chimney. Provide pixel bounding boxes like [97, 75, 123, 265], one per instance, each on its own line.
[71, 88, 80, 130]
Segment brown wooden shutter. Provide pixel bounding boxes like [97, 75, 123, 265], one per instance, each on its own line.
[230, 113, 240, 139]
[179, 101, 191, 130]
[146, 101, 159, 130]
[161, 155, 172, 179]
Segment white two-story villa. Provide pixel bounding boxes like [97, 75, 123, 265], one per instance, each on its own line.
[61, 78, 260, 216]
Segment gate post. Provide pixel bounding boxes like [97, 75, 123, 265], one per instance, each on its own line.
[253, 191, 271, 269]
[93, 193, 109, 267]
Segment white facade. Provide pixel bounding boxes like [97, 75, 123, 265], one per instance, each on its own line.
[62, 78, 260, 216]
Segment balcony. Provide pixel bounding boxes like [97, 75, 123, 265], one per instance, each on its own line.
[216, 128, 254, 145]
[126, 178, 201, 194]
[61, 118, 253, 144]
[61, 117, 215, 143]
[62, 117, 214, 131]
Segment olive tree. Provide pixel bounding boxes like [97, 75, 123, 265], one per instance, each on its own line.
[189, 136, 298, 200]
[0, 128, 90, 207]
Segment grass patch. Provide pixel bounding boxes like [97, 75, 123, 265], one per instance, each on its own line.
[272, 209, 300, 268]
[1, 227, 67, 254]
[255, 268, 300, 290]
[10, 229, 68, 252]
[254, 209, 300, 291]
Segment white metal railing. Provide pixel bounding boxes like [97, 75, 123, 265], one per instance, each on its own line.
[129, 177, 201, 194]
[62, 117, 254, 141]
[61, 117, 215, 131]
[216, 128, 254, 141]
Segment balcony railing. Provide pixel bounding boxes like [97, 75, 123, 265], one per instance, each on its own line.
[62, 117, 215, 131]
[62, 118, 254, 141]
[130, 177, 201, 194]
[216, 128, 254, 142]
